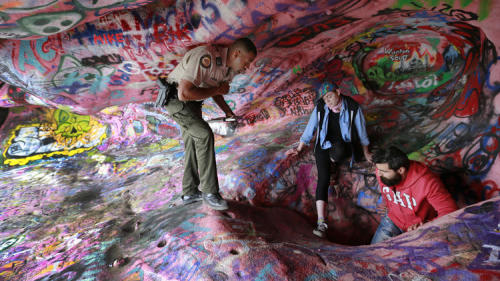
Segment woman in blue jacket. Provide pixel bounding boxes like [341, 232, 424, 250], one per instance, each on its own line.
[287, 81, 372, 238]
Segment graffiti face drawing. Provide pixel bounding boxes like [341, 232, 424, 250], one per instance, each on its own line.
[54, 109, 91, 138]
[17, 11, 84, 37]
[52, 55, 115, 95]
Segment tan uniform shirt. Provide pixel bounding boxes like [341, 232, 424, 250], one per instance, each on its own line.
[168, 45, 235, 95]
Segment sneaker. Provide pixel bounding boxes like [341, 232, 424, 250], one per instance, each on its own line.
[313, 222, 328, 238]
[181, 191, 202, 205]
[202, 193, 228, 210]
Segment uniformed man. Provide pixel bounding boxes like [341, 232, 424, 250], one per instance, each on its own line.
[157, 38, 257, 210]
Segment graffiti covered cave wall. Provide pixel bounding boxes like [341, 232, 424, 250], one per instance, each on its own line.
[0, 0, 499, 280]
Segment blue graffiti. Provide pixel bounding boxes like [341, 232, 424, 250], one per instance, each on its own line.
[18, 37, 55, 73]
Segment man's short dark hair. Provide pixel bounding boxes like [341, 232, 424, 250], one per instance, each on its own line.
[232, 37, 257, 56]
[372, 146, 410, 171]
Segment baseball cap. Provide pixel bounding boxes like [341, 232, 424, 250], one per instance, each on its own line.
[316, 81, 339, 102]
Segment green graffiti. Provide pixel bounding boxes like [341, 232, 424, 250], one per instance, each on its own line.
[0, 235, 25, 252]
[0, 11, 9, 22]
[17, 11, 84, 36]
[364, 55, 456, 93]
[293, 65, 302, 74]
[478, 0, 491, 20]
[366, 57, 399, 87]
[73, 0, 137, 10]
[427, 37, 441, 49]
[393, 0, 491, 21]
[54, 109, 91, 138]
[366, 62, 446, 92]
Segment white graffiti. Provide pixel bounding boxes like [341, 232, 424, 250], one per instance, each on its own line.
[483, 244, 500, 263]
[388, 74, 439, 92]
[6, 124, 105, 158]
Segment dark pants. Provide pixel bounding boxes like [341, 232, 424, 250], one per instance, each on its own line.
[164, 87, 219, 196]
[314, 140, 351, 202]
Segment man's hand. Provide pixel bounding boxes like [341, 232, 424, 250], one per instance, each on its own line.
[217, 82, 230, 95]
[224, 112, 237, 122]
[407, 222, 423, 231]
[212, 94, 236, 122]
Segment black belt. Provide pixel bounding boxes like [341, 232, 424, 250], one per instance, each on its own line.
[155, 78, 178, 107]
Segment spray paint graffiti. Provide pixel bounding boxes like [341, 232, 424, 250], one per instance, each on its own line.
[52, 55, 115, 95]
[0, 0, 155, 39]
[81, 54, 123, 66]
[3, 109, 107, 165]
[275, 16, 359, 48]
[0, 0, 499, 280]
[17, 11, 84, 37]
[393, 0, 492, 21]
[14, 37, 59, 74]
[273, 87, 315, 117]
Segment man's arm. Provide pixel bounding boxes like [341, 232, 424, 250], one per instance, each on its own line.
[177, 79, 229, 101]
[212, 94, 235, 117]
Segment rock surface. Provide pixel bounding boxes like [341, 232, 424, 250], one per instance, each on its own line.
[0, 0, 499, 280]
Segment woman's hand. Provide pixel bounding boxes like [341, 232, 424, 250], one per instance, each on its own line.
[286, 142, 306, 157]
[363, 145, 373, 162]
[364, 151, 373, 163]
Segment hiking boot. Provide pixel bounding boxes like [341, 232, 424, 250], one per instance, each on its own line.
[181, 191, 202, 205]
[202, 193, 228, 210]
[313, 222, 328, 238]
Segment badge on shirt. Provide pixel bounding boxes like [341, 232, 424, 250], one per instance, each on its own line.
[200, 55, 211, 68]
[216, 57, 222, 66]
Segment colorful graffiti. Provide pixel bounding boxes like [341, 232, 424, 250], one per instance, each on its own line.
[2, 109, 107, 165]
[0, 0, 499, 280]
[0, 0, 155, 39]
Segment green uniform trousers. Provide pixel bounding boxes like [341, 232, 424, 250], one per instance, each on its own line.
[165, 98, 220, 195]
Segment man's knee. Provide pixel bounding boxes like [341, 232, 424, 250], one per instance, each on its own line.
[371, 216, 401, 244]
[190, 125, 214, 143]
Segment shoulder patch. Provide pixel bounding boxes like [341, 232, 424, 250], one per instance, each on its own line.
[200, 55, 211, 68]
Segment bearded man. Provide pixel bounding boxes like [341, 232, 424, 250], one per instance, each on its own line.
[371, 146, 457, 243]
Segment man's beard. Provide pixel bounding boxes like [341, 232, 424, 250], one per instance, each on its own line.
[380, 174, 402, 186]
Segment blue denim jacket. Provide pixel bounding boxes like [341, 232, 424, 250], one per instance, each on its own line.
[300, 97, 370, 149]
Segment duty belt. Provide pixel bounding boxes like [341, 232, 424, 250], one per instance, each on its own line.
[155, 78, 178, 107]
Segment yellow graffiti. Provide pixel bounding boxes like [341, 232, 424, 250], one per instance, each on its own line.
[33, 260, 77, 279]
[123, 271, 142, 281]
[54, 109, 91, 138]
[161, 138, 180, 150]
[42, 240, 63, 256]
[0, 260, 24, 278]
[115, 159, 139, 174]
[0, 1, 23, 11]
[3, 109, 107, 166]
